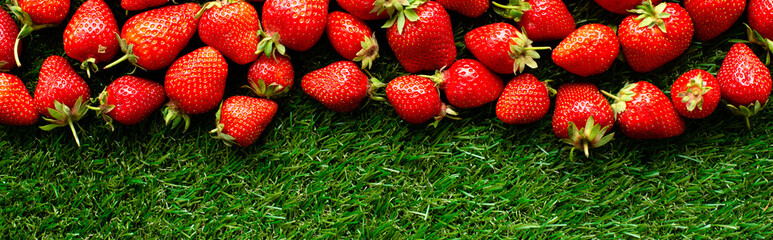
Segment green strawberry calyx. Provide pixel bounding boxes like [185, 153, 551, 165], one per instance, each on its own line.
[629, 0, 671, 33]
[745, 24, 773, 65]
[194, 0, 239, 19]
[726, 100, 768, 130]
[39, 96, 90, 147]
[378, 0, 425, 34]
[354, 33, 380, 69]
[162, 101, 192, 132]
[428, 103, 459, 128]
[509, 29, 551, 74]
[86, 89, 118, 131]
[560, 116, 614, 159]
[367, 77, 387, 102]
[492, 0, 532, 22]
[677, 73, 711, 112]
[255, 27, 287, 58]
[210, 101, 237, 147]
[243, 79, 286, 99]
[601, 83, 638, 119]
[104, 33, 144, 71]
[8, 0, 57, 67]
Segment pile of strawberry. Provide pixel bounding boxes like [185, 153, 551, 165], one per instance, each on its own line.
[0, 0, 772, 158]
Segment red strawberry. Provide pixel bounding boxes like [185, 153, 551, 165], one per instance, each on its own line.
[749, 0, 773, 40]
[618, 1, 694, 73]
[121, 0, 169, 11]
[257, 0, 329, 56]
[92, 76, 166, 130]
[9, 0, 70, 67]
[0, 73, 38, 125]
[670, 69, 720, 119]
[211, 96, 278, 147]
[0, 10, 20, 71]
[63, 0, 120, 78]
[301, 61, 383, 112]
[33, 55, 91, 147]
[553, 82, 614, 158]
[429, 59, 504, 109]
[246, 54, 294, 98]
[684, 0, 745, 41]
[716, 43, 772, 128]
[105, 3, 201, 71]
[464, 22, 550, 75]
[495, 73, 550, 124]
[593, 0, 664, 14]
[604, 81, 685, 139]
[326, 11, 380, 69]
[336, 0, 388, 20]
[386, 75, 457, 125]
[197, 0, 261, 65]
[383, 1, 456, 73]
[163, 46, 228, 130]
[552, 23, 620, 77]
[492, 0, 575, 42]
[436, 0, 489, 18]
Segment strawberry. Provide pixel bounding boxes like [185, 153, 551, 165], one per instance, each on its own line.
[492, 0, 575, 42]
[301, 61, 384, 113]
[670, 69, 720, 119]
[63, 0, 120, 78]
[211, 96, 278, 147]
[604, 81, 685, 139]
[495, 73, 550, 124]
[91, 76, 166, 130]
[436, 0, 489, 18]
[386, 75, 457, 125]
[0, 10, 20, 71]
[196, 0, 261, 65]
[382, 1, 457, 73]
[552, 82, 614, 157]
[121, 0, 169, 11]
[684, 0, 745, 41]
[246, 54, 294, 98]
[716, 43, 772, 128]
[427, 59, 504, 109]
[336, 0, 388, 20]
[105, 3, 201, 71]
[0, 73, 38, 125]
[618, 1, 694, 73]
[464, 22, 550, 75]
[552, 23, 620, 77]
[326, 11, 380, 69]
[256, 0, 329, 57]
[8, 0, 70, 67]
[749, 0, 773, 40]
[163, 46, 228, 130]
[33, 55, 91, 147]
[593, 0, 664, 14]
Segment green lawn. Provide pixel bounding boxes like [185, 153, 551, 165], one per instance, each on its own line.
[1, 0, 772, 238]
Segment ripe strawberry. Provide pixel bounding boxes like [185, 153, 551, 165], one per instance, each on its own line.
[436, 0, 489, 18]
[0, 10, 20, 71]
[9, 0, 70, 67]
[492, 0, 575, 42]
[63, 0, 120, 78]
[749, 0, 773, 40]
[716, 43, 772, 128]
[552, 83, 614, 157]
[163, 46, 228, 130]
[196, 0, 260, 65]
[495, 73, 549, 124]
[211, 96, 278, 147]
[92, 76, 166, 130]
[552, 24, 619, 77]
[121, 0, 169, 11]
[383, 1, 456, 73]
[593, 0, 663, 14]
[301, 61, 384, 113]
[0, 73, 38, 125]
[386, 75, 457, 125]
[33, 55, 91, 147]
[618, 1, 694, 73]
[336, 0, 388, 20]
[105, 3, 201, 71]
[464, 22, 550, 75]
[257, 0, 329, 57]
[670, 69, 720, 119]
[684, 0, 745, 41]
[246, 54, 294, 98]
[604, 81, 685, 139]
[326, 11, 380, 69]
[429, 59, 504, 109]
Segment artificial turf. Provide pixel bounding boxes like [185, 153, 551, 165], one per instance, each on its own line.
[1, 0, 772, 238]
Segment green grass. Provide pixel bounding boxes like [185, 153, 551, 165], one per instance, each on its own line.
[2, 0, 773, 239]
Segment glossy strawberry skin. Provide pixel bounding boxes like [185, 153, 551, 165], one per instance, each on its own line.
[552, 24, 619, 77]
[670, 69, 720, 119]
[0, 73, 38, 125]
[199, 0, 260, 65]
[386, 75, 444, 124]
[464, 23, 519, 74]
[552, 82, 613, 139]
[218, 96, 278, 147]
[518, 0, 575, 42]
[247, 54, 294, 95]
[618, 2, 694, 73]
[262, 0, 329, 52]
[335, 0, 388, 20]
[593, 0, 664, 14]
[18, 0, 69, 25]
[436, 0, 489, 18]
[63, 0, 120, 64]
[120, 3, 201, 70]
[0, 10, 19, 70]
[104, 76, 166, 125]
[121, 0, 169, 11]
[301, 61, 369, 113]
[684, 0, 745, 41]
[716, 43, 772, 107]
[33, 56, 91, 118]
[326, 11, 374, 61]
[165, 46, 228, 115]
[495, 73, 549, 125]
[386, 1, 456, 73]
[614, 81, 685, 140]
[440, 59, 504, 109]
[749, 0, 773, 40]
